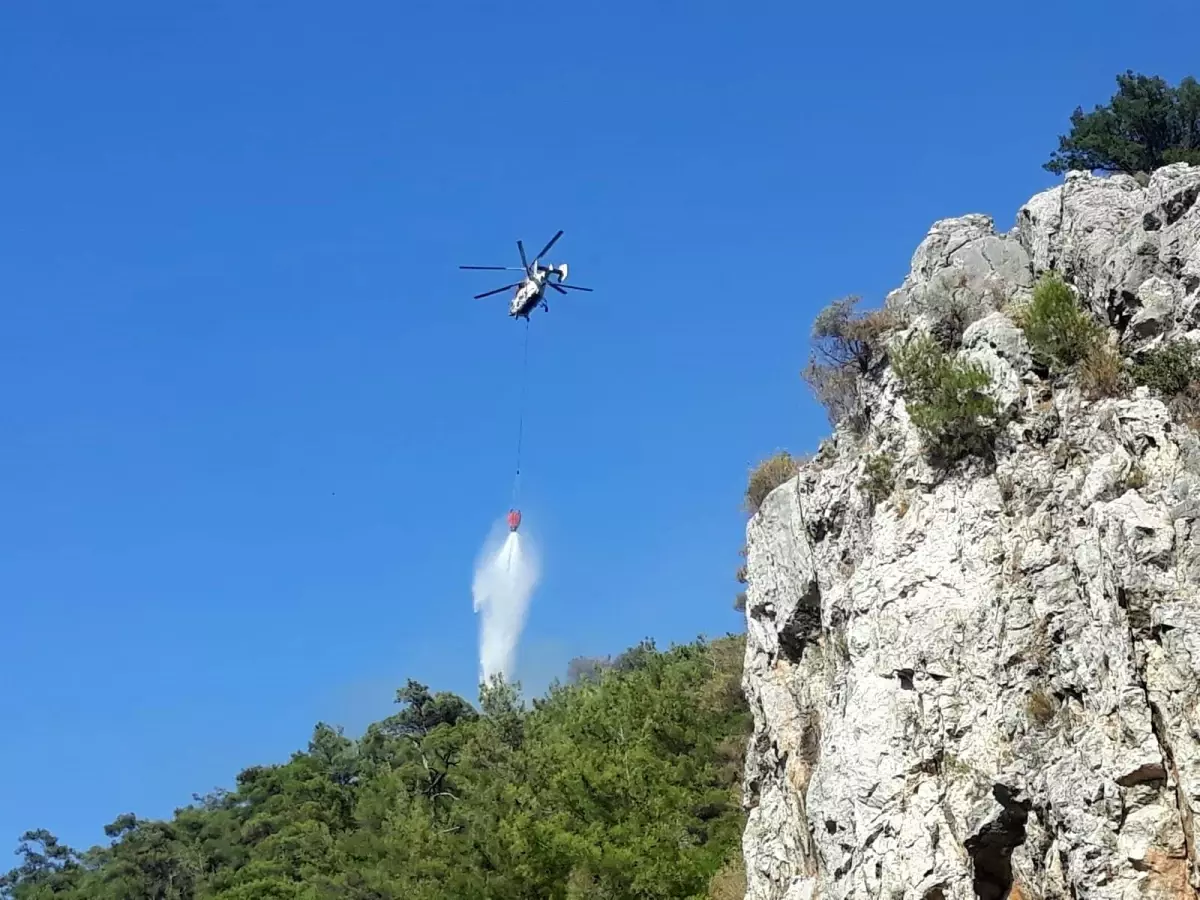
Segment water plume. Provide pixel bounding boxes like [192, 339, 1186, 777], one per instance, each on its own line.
[471, 519, 541, 684]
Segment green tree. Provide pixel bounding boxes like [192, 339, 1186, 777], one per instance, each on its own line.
[1018, 273, 1104, 373]
[97, 816, 201, 900]
[382, 679, 478, 739]
[478, 675, 526, 750]
[0, 830, 87, 899]
[892, 334, 1000, 466]
[1044, 71, 1200, 176]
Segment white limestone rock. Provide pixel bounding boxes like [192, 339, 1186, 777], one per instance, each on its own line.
[741, 163, 1200, 900]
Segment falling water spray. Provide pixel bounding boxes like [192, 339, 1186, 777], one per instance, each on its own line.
[471, 516, 541, 684]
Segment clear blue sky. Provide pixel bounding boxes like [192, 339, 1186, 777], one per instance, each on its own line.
[2, 0, 1196, 854]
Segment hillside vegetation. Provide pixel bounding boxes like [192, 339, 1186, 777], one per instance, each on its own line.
[1, 636, 750, 900]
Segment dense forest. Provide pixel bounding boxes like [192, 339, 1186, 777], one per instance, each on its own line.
[1, 636, 750, 900]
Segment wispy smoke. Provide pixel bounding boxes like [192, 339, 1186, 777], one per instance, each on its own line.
[471, 521, 541, 684]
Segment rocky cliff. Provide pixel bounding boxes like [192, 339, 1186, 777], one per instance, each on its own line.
[740, 163, 1200, 900]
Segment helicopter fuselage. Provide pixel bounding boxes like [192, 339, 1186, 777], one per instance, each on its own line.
[508, 265, 565, 319]
[508, 277, 545, 319]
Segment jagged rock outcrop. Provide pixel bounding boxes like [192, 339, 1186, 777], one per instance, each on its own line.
[741, 164, 1200, 899]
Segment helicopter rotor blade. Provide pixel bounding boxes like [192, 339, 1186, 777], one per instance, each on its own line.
[555, 283, 593, 292]
[548, 282, 567, 294]
[460, 265, 525, 271]
[517, 240, 528, 271]
[474, 282, 522, 299]
[534, 230, 563, 261]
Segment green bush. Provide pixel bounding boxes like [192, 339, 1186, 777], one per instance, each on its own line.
[892, 334, 1000, 466]
[1019, 274, 1105, 373]
[1130, 340, 1200, 428]
[858, 452, 896, 504]
[1130, 339, 1200, 395]
[744, 451, 797, 515]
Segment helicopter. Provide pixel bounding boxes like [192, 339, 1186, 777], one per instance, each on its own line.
[460, 229, 593, 320]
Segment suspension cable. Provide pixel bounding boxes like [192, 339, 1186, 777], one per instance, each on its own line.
[512, 317, 531, 508]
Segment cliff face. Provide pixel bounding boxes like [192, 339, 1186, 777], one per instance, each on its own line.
[740, 164, 1200, 900]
